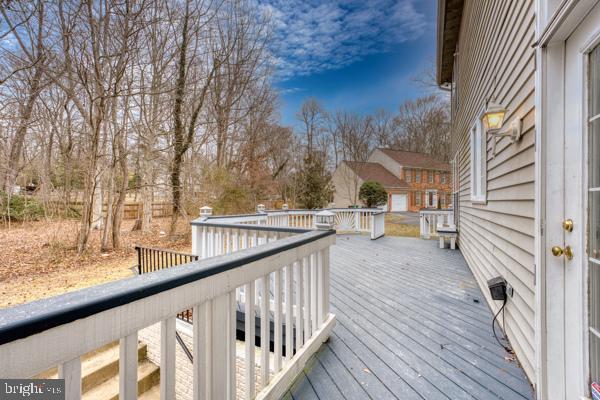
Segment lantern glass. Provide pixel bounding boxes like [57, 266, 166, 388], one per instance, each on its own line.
[482, 103, 506, 131]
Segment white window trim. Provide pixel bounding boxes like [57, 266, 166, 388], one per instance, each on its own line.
[470, 116, 487, 203]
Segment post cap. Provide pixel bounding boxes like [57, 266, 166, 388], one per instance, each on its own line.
[199, 206, 213, 219]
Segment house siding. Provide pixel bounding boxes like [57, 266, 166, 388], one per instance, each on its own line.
[451, 0, 536, 381]
[332, 163, 364, 208]
[367, 149, 402, 177]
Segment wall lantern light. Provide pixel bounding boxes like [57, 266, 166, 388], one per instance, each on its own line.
[482, 102, 506, 131]
[482, 101, 522, 156]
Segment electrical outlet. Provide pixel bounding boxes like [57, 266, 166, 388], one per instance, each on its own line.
[506, 283, 514, 298]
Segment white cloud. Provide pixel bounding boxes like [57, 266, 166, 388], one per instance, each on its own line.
[259, 0, 426, 80]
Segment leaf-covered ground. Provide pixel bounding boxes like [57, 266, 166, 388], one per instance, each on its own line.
[0, 217, 191, 308]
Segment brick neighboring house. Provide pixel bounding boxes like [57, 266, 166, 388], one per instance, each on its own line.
[332, 148, 452, 212]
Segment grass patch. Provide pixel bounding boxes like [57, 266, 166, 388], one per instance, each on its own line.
[385, 213, 420, 237]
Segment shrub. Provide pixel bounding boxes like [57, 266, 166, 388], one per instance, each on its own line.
[359, 181, 387, 208]
[0, 192, 45, 222]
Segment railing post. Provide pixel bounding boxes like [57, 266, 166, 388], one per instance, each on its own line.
[120, 332, 138, 400]
[193, 295, 234, 400]
[192, 225, 200, 257]
[319, 247, 330, 322]
[354, 210, 360, 232]
[58, 357, 81, 400]
[161, 317, 176, 400]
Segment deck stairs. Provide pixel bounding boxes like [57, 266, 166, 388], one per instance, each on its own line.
[36, 341, 160, 399]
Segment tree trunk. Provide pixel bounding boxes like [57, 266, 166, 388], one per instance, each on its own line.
[101, 170, 114, 251]
[2, 67, 43, 193]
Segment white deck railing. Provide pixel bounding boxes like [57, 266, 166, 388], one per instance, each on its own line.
[419, 209, 455, 238]
[0, 226, 336, 400]
[201, 207, 385, 239]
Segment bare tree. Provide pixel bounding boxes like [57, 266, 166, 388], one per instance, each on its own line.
[169, 0, 218, 236]
[393, 95, 451, 161]
[296, 98, 326, 155]
[0, 1, 48, 193]
[330, 111, 375, 205]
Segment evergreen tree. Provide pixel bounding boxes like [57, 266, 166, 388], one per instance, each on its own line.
[297, 153, 334, 209]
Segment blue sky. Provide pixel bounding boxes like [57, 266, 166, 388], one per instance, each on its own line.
[261, 0, 438, 127]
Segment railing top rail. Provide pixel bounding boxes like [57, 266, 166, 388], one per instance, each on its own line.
[204, 213, 265, 219]
[419, 208, 453, 214]
[134, 245, 197, 258]
[336, 208, 380, 212]
[0, 229, 335, 347]
[266, 209, 316, 214]
[264, 207, 382, 213]
[191, 220, 312, 233]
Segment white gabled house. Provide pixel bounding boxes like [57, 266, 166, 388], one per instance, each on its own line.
[437, 0, 600, 398]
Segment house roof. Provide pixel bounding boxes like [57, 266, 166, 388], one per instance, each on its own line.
[436, 0, 464, 85]
[344, 161, 409, 189]
[377, 148, 451, 171]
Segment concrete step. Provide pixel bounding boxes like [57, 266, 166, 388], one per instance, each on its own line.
[36, 342, 148, 394]
[35, 341, 160, 400]
[83, 359, 160, 400]
[137, 384, 160, 400]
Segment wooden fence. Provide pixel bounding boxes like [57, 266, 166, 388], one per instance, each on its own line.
[63, 201, 172, 220]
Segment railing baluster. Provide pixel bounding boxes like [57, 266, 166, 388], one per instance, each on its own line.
[310, 253, 318, 335]
[295, 261, 304, 349]
[193, 302, 209, 400]
[317, 250, 324, 325]
[285, 264, 293, 362]
[274, 269, 282, 372]
[160, 317, 176, 400]
[58, 357, 81, 400]
[229, 290, 237, 400]
[119, 332, 138, 400]
[303, 256, 311, 337]
[260, 274, 270, 388]
[322, 247, 330, 320]
[244, 281, 255, 400]
[201, 226, 207, 259]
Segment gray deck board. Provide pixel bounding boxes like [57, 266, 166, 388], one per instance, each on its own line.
[283, 235, 534, 400]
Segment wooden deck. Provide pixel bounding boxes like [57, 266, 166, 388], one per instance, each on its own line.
[284, 235, 534, 400]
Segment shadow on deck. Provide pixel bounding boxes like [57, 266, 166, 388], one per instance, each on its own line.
[284, 235, 534, 400]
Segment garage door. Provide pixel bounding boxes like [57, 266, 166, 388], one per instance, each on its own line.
[390, 194, 407, 212]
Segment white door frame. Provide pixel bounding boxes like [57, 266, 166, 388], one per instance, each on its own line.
[535, 1, 600, 399]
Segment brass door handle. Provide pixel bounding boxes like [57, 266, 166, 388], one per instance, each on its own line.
[562, 219, 574, 232]
[552, 245, 574, 260]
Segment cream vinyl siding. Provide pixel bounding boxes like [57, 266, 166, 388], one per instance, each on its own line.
[367, 150, 402, 177]
[332, 163, 364, 208]
[451, 0, 536, 381]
